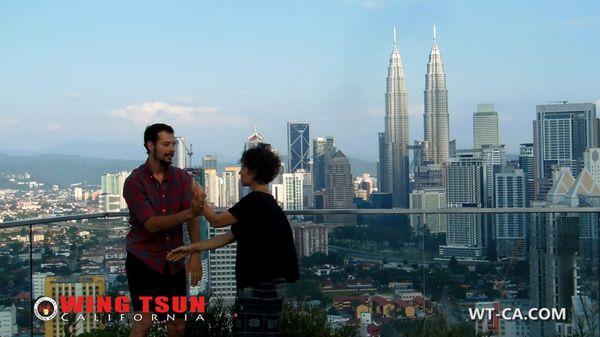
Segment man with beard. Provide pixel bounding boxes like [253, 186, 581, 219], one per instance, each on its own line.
[123, 123, 205, 337]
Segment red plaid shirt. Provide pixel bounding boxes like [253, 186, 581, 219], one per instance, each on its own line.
[123, 161, 192, 274]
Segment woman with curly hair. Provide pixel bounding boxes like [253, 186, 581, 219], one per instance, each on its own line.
[167, 143, 299, 337]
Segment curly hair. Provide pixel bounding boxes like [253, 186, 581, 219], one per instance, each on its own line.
[240, 143, 281, 184]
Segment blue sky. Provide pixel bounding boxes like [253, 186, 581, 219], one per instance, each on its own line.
[1, 0, 599, 162]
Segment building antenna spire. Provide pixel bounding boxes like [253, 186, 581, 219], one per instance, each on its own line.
[393, 26, 397, 47]
[433, 23, 437, 42]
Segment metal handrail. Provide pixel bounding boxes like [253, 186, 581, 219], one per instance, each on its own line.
[2, 207, 600, 229]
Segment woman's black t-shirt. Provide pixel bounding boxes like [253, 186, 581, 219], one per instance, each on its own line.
[228, 191, 300, 289]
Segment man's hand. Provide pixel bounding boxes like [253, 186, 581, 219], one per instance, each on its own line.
[191, 180, 206, 216]
[188, 253, 202, 286]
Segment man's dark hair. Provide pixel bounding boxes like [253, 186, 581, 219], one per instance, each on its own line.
[144, 123, 174, 154]
[240, 144, 281, 184]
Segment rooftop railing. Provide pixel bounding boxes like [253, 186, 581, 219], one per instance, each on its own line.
[1, 209, 598, 337]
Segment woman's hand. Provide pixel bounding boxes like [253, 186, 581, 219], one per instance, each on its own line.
[166, 245, 195, 262]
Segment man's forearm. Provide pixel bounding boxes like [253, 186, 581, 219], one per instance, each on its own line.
[187, 216, 201, 244]
[143, 208, 197, 233]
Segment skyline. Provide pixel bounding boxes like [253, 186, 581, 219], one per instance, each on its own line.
[1, 1, 600, 162]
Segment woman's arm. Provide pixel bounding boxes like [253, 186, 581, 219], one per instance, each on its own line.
[192, 180, 238, 228]
[202, 204, 239, 228]
[166, 231, 235, 261]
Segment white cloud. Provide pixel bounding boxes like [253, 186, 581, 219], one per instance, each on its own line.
[45, 122, 63, 132]
[110, 102, 248, 128]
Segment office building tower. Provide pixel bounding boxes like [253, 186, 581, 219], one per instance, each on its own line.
[409, 188, 446, 233]
[313, 137, 337, 192]
[204, 169, 219, 206]
[291, 222, 329, 257]
[287, 122, 310, 173]
[519, 143, 535, 206]
[32, 272, 54, 300]
[244, 126, 265, 151]
[440, 154, 486, 260]
[299, 169, 313, 208]
[202, 155, 217, 170]
[271, 183, 286, 208]
[282, 172, 304, 210]
[494, 168, 527, 259]
[100, 171, 129, 211]
[208, 226, 237, 304]
[379, 27, 409, 208]
[44, 275, 105, 337]
[324, 149, 356, 225]
[530, 167, 600, 337]
[423, 24, 449, 165]
[473, 104, 499, 149]
[482, 144, 507, 207]
[534, 102, 596, 199]
[222, 166, 241, 207]
[0, 304, 17, 337]
[173, 136, 187, 169]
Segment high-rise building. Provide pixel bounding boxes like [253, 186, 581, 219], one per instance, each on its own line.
[100, 171, 129, 211]
[202, 155, 217, 170]
[173, 136, 187, 169]
[409, 188, 446, 233]
[291, 222, 328, 257]
[519, 143, 535, 206]
[44, 275, 105, 337]
[324, 149, 356, 225]
[204, 169, 219, 206]
[0, 305, 17, 337]
[440, 154, 486, 260]
[313, 136, 336, 192]
[208, 226, 237, 304]
[380, 27, 409, 208]
[282, 172, 304, 210]
[534, 103, 596, 198]
[222, 166, 241, 208]
[530, 167, 600, 337]
[423, 24, 449, 165]
[287, 122, 310, 173]
[244, 126, 265, 151]
[494, 168, 527, 259]
[473, 104, 499, 149]
[481, 144, 507, 207]
[33, 272, 54, 300]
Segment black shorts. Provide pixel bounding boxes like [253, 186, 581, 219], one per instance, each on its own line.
[125, 253, 187, 319]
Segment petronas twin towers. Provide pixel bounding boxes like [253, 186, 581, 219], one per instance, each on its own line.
[380, 25, 448, 208]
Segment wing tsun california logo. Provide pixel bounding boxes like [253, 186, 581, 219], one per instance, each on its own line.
[34, 297, 58, 321]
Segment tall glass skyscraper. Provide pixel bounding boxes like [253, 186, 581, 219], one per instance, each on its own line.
[287, 122, 310, 173]
[473, 103, 499, 149]
[535, 102, 596, 180]
[423, 24, 449, 165]
[380, 27, 409, 208]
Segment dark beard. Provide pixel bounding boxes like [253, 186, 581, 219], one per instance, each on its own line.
[159, 159, 172, 168]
